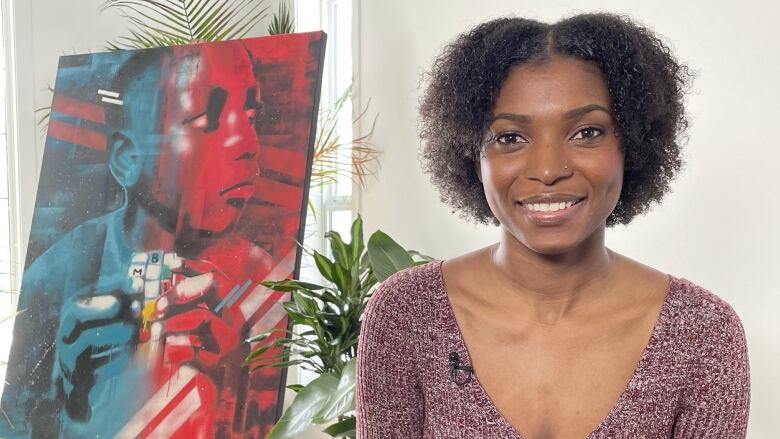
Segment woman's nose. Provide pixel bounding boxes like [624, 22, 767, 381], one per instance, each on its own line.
[524, 140, 573, 185]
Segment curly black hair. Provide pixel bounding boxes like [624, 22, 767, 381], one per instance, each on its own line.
[419, 13, 691, 226]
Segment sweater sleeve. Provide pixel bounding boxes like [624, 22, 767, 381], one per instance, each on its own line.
[673, 306, 750, 438]
[356, 274, 424, 438]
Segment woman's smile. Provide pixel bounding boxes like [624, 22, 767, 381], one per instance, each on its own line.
[517, 196, 587, 226]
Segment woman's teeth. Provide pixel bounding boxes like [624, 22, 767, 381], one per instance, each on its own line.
[523, 200, 580, 212]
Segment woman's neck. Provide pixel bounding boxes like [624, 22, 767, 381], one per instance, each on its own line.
[489, 226, 619, 324]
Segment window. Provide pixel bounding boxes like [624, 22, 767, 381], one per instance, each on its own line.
[294, 0, 355, 385]
[297, 0, 354, 238]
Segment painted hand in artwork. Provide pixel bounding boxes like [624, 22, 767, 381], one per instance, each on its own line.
[54, 293, 139, 421]
[148, 259, 247, 369]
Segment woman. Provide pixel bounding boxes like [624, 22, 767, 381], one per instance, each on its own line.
[355, 13, 750, 439]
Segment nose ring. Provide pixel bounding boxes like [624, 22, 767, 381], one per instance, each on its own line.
[564, 165, 569, 170]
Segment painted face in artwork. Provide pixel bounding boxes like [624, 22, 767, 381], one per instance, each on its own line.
[149, 43, 262, 235]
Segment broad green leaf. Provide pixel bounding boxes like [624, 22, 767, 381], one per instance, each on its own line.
[313, 250, 337, 283]
[325, 230, 351, 270]
[244, 331, 271, 344]
[244, 329, 299, 345]
[322, 416, 356, 437]
[266, 373, 339, 439]
[331, 263, 352, 297]
[295, 288, 324, 301]
[367, 230, 414, 281]
[243, 344, 273, 363]
[262, 279, 325, 292]
[350, 215, 365, 265]
[312, 357, 356, 423]
[319, 290, 343, 308]
[286, 384, 304, 393]
[292, 293, 320, 319]
[281, 302, 314, 326]
[359, 250, 370, 271]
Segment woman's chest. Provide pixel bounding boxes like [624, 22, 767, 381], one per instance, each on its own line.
[464, 330, 645, 438]
[419, 311, 680, 438]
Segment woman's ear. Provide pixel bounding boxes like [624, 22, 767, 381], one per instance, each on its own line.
[108, 132, 143, 189]
[474, 158, 483, 183]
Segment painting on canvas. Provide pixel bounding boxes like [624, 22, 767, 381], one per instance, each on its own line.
[0, 32, 325, 438]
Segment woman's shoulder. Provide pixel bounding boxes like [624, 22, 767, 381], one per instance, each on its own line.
[668, 277, 742, 324]
[363, 260, 445, 326]
[660, 276, 750, 413]
[664, 276, 747, 350]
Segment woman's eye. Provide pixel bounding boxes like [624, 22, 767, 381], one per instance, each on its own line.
[495, 132, 526, 144]
[571, 127, 603, 140]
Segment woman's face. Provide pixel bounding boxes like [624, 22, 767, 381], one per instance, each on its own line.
[479, 55, 624, 255]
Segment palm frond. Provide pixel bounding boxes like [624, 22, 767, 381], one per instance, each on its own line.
[35, 106, 51, 131]
[310, 85, 381, 190]
[267, 0, 294, 35]
[102, 0, 269, 50]
[215, 1, 269, 41]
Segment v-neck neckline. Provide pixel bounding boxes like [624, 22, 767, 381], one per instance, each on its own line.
[433, 259, 675, 439]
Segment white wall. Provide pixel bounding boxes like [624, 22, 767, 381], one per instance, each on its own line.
[356, 0, 780, 436]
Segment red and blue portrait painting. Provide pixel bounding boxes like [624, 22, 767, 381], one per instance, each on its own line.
[0, 32, 325, 438]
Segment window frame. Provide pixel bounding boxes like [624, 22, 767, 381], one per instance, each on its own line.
[293, 0, 358, 387]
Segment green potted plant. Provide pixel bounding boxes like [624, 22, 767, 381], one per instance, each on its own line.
[244, 216, 433, 438]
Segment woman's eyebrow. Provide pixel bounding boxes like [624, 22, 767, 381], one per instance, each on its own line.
[563, 104, 612, 119]
[489, 104, 612, 124]
[490, 113, 531, 124]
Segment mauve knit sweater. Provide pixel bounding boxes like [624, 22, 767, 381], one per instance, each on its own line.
[356, 261, 750, 438]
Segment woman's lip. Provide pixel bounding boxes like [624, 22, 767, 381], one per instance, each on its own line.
[518, 198, 586, 226]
